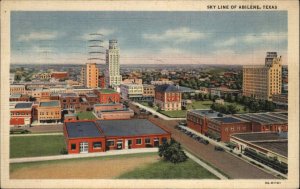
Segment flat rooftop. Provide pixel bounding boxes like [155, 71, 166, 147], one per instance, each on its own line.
[235, 112, 287, 125]
[40, 101, 60, 107]
[10, 94, 22, 98]
[85, 93, 98, 97]
[188, 109, 220, 118]
[65, 121, 104, 138]
[96, 119, 168, 137]
[232, 132, 288, 157]
[252, 141, 287, 157]
[212, 116, 245, 123]
[60, 93, 78, 98]
[94, 103, 122, 107]
[232, 132, 287, 141]
[15, 102, 33, 109]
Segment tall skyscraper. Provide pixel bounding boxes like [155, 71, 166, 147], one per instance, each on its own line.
[81, 63, 99, 88]
[243, 52, 282, 100]
[105, 40, 122, 87]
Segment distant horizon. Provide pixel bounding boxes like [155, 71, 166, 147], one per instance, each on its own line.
[11, 11, 287, 65]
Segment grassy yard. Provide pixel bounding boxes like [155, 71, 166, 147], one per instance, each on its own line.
[10, 152, 157, 173]
[159, 100, 213, 118]
[118, 158, 218, 179]
[10, 135, 66, 158]
[139, 100, 247, 118]
[187, 100, 213, 109]
[77, 111, 96, 120]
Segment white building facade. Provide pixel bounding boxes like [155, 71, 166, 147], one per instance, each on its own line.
[105, 40, 122, 87]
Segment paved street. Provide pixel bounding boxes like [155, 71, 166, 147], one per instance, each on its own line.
[148, 116, 278, 179]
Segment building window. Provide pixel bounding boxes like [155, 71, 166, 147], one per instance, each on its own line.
[162, 137, 168, 144]
[136, 138, 142, 145]
[93, 142, 102, 149]
[145, 138, 151, 144]
[71, 144, 76, 150]
[106, 140, 115, 147]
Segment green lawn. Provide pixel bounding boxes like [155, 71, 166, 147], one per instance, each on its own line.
[10, 152, 157, 173]
[77, 111, 96, 120]
[159, 100, 213, 118]
[10, 135, 66, 158]
[139, 100, 247, 118]
[118, 159, 218, 179]
[187, 100, 213, 109]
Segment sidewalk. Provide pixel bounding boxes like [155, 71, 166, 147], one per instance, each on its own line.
[10, 148, 159, 163]
[10, 132, 63, 137]
[132, 102, 185, 121]
[184, 151, 228, 180]
[179, 125, 287, 178]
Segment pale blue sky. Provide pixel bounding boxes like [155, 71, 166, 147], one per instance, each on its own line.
[11, 11, 287, 65]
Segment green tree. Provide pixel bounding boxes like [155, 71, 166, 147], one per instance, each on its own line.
[158, 139, 188, 164]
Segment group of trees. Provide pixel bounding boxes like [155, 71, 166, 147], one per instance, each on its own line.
[210, 103, 239, 114]
[236, 96, 275, 112]
[158, 139, 188, 164]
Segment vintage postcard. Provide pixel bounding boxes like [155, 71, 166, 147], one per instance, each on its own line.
[1, 0, 299, 188]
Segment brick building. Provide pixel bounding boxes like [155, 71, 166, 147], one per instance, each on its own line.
[93, 103, 134, 120]
[187, 109, 220, 134]
[94, 89, 120, 104]
[64, 119, 171, 154]
[64, 121, 106, 154]
[154, 84, 182, 111]
[60, 93, 80, 110]
[143, 84, 155, 97]
[187, 110, 288, 142]
[37, 101, 61, 124]
[10, 85, 25, 95]
[10, 102, 33, 127]
[206, 116, 252, 142]
[51, 72, 69, 80]
[9, 94, 30, 102]
[234, 112, 288, 132]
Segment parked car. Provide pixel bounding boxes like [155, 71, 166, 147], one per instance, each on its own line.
[214, 146, 225, 151]
[203, 140, 209, 145]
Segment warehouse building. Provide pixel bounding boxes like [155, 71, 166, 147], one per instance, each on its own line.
[93, 103, 134, 120]
[64, 119, 171, 154]
[234, 112, 288, 132]
[230, 132, 287, 174]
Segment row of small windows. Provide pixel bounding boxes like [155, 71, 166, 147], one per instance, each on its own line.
[11, 112, 29, 116]
[40, 112, 60, 115]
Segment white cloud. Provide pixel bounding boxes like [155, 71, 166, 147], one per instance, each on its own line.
[81, 28, 115, 40]
[243, 32, 287, 43]
[18, 31, 58, 42]
[143, 27, 208, 43]
[214, 38, 237, 47]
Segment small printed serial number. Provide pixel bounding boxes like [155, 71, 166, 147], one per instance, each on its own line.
[265, 181, 281, 185]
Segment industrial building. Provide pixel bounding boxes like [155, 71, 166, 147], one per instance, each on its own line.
[230, 132, 287, 174]
[64, 119, 171, 154]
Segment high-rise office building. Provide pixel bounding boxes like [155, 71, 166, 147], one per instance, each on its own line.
[81, 63, 99, 88]
[243, 52, 282, 100]
[105, 40, 122, 87]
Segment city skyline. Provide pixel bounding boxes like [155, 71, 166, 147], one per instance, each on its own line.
[11, 11, 287, 65]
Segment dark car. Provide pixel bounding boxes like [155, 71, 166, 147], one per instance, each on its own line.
[203, 140, 209, 145]
[214, 146, 225, 151]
